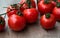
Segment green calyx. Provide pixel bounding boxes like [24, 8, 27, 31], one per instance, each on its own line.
[11, 4, 19, 10]
[26, 0, 32, 8]
[45, 13, 50, 18]
[44, 0, 50, 4]
[53, 0, 57, 2]
[56, 2, 60, 8]
[16, 11, 23, 16]
[0, 18, 5, 25]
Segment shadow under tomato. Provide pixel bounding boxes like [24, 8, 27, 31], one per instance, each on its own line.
[43, 26, 57, 32]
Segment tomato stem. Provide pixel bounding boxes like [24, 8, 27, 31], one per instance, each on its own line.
[3, 7, 8, 8]
[0, 13, 6, 16]
[53, 0, 57, 2]
[16, 11, 23, 16]
[26, 0, 31, 8]
[56, 2, 60, 8]
[0, 17, 5, 25]
[44, 0, 50, 4]
[37, 0, 40, 4]
[45, 13, 50, 18]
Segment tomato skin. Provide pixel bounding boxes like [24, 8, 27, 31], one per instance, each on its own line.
[19, 0, 36, 12]
[40, 14, 56, 29]
[51, 0, 60, 7]
[7, 10, 18, 17]
[51, 1, 56, 6]
[30, 0, 36, 8]
[0, 17, 5, 31]
[52, 7, 60, 21]
[8, 14, 26, 31]
[38, 1, 54, 15]
[23, 8, 38, 23]
[20, 3, 28, 12]
[7, 5, 18, 17]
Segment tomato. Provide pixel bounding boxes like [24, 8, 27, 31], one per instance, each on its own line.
[20, 3, 28, 12]
[51, 0, 60, 6]
[19, 0, 36, 12]
[30, 0, 36, 8]
[51, 1, 56, 6]
[19, 0, 36, 8]
[7, 4, 18, 17]
[52, 2, 60, 21]
[38, 0, 54, 15]
[40, 13, 56, 29]
[0, 17, 5, 31]
[8, 14, 26, 31]
[7, 10, 18, 17]
[23, 8, 38, 23]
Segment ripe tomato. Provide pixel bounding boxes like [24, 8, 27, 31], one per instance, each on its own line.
[52, 2, 60, 21]
[8, 14, 26, 31]
[7, 4, 18, 17]
[38, 0, 54, 15]
[7, 10, 18, 17]
[20, 3, 28, 12]
[0, 17, 5, 31]
[51, 1, 56, 6]
[51, 0, 60, 6]
[23, 8, 38, 23]
[19, 0, 36, 12]
[40, 13, 56, 29]
[30, 0, 36, 8]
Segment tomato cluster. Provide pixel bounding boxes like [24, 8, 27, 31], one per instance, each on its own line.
[0, 0, 60, 31]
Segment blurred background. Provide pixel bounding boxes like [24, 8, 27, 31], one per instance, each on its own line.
[0, 0, 20, 14]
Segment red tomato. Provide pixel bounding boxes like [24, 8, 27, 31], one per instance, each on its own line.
[20, 3, 28, 12]
[30, 0, 36, 8]
[0, 17, 5, 31]
[23, 8, 38, 23]
[8, 14, 26, 31]
[38, 0, 54, 15]
[51, 0, 60, 6]
[58, 0, 60, 2]
[52, 2, 60, 21]
[7, 4, 18, 17]
[7, 10, 18, 17]
[40, 13, 56, 29]
[51, 1, 56, 6]
[19, 0, 36, 12]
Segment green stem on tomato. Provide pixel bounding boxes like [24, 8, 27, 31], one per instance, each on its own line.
[0, 13, 6, 16]
[0, 13, 6, 25]
[26, 0, 31, 8]
[45, 13, 50, 18]
[44, 0, 50, 4]
[37, 0, 41, 4]
[16, 11, 23, 16]
[0, 19, 5, 25]
[56, 2, 60, 8]
[53, 0, 57, 2]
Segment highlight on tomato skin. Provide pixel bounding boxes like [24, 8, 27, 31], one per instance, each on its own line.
[52, 2, 60, 21]
[8, 14, 26, 31]
[38, 0, 55, 15]
[23, 8, 38, 24]
[40, 13, 56, 29]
